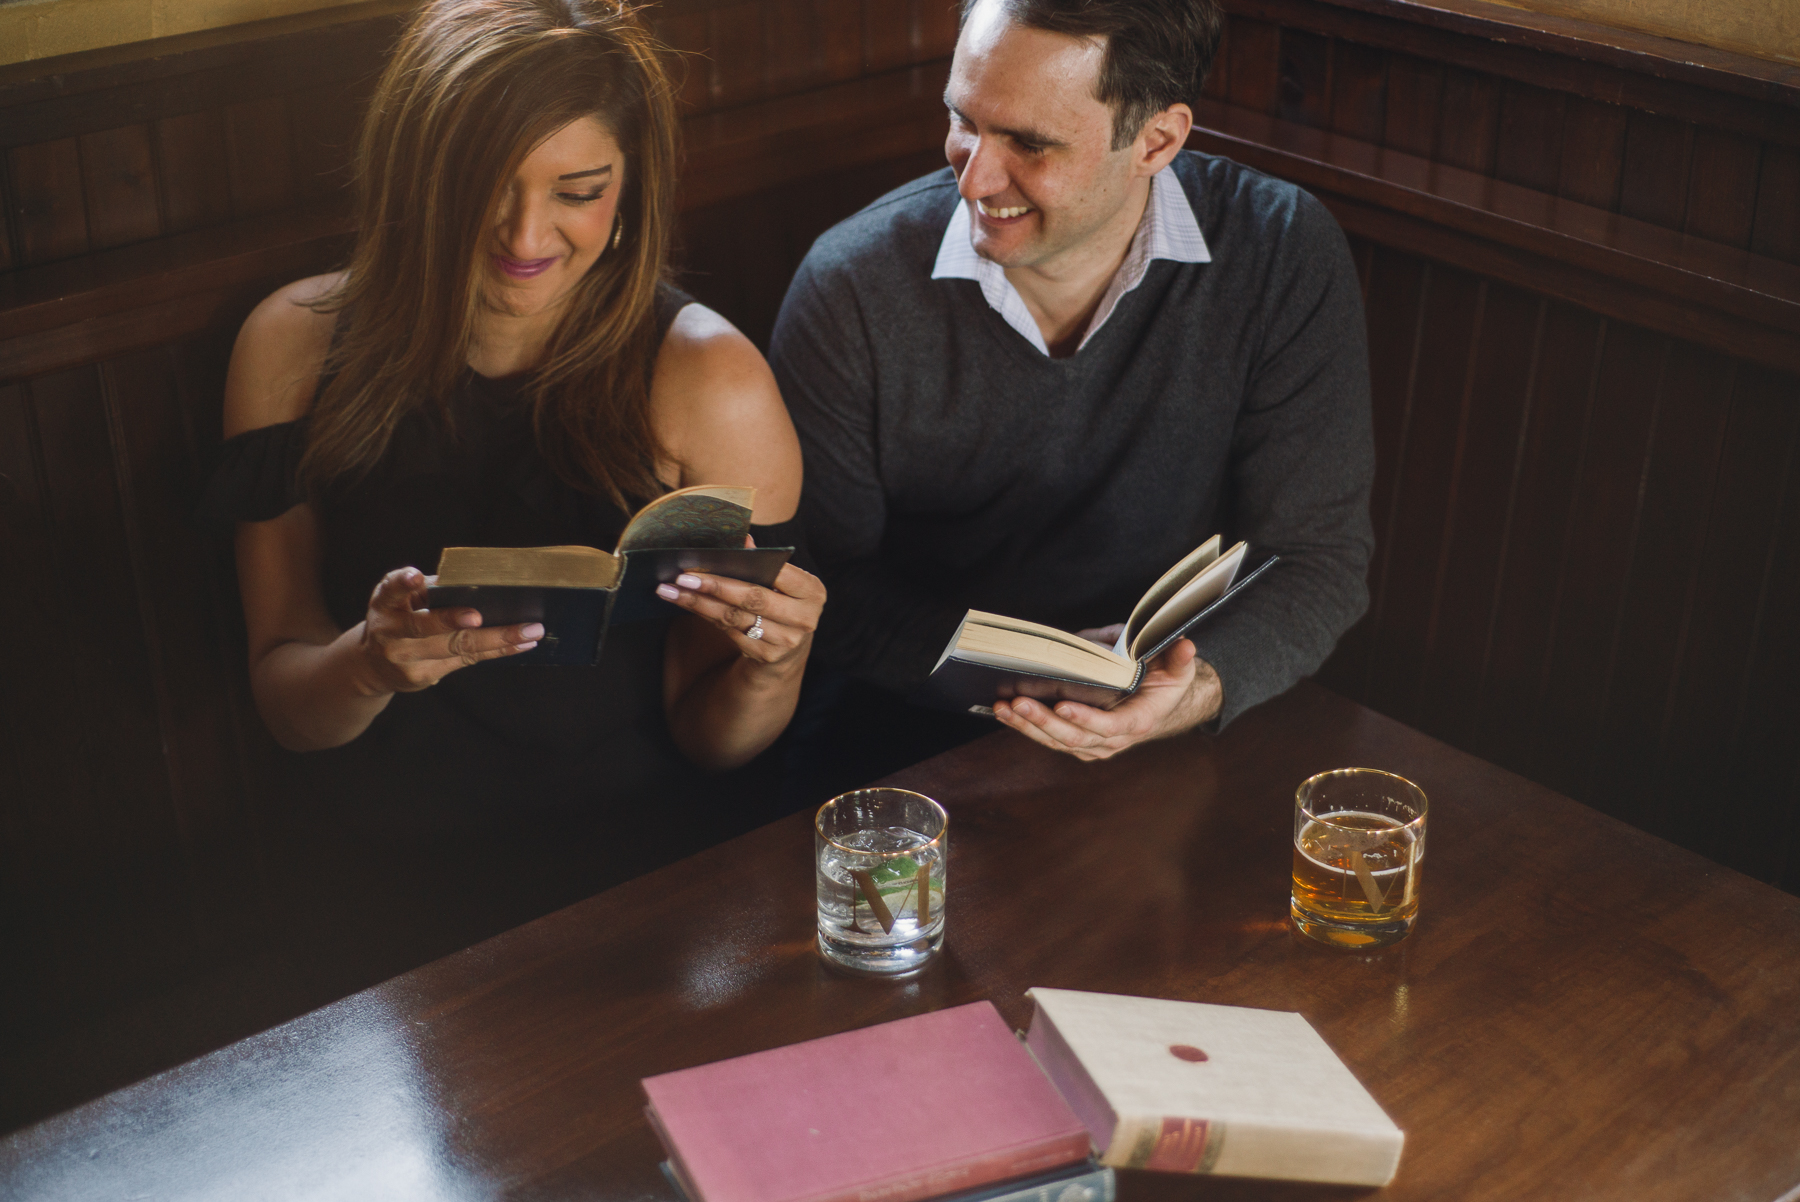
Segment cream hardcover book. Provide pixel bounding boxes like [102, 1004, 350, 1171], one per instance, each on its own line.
[1023, 988, 1403, 1187]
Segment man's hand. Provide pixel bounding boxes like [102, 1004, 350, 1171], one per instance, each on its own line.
[991, 636, 1222, 761]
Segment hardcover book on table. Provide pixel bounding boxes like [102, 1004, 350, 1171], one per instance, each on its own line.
[924, 536, 1276, 714]
[640, 1000, 1092, 1202]
[424, 484, 793, 666]
[1023, 988, 1403, 1187]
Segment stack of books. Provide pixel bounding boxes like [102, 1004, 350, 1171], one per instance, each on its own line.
[640, 991, 1404, 1202]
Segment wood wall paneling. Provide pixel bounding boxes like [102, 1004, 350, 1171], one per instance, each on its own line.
[1659, 364, 1800, 882]
[1410, 282, 1545, 754]
[77, 124, 160, 251]
[1494, 81, 1567, 195]
[1617, 110, 1693, 232]
[762, 0, 825, 97]
[1278, 27, 1333, 129]
[1467, 302, 1607, 777]
[862, 0, 916, 75]
[1361, 263, 1486, 726]
[1328, 38, 1387, 142]
[1226, 16, 1282, 115]
[1587, 342, 1737, 834]
[1751, 145, 1799, 266]
[153, 110, 234, 237]
[1683, 127, 1762, 250]
[710, 3, 766, 107]
[1510, 322, 1666, 807]
[224, 96, 297, 219]
[1555, 96, 1629, 211]
[1381, 53, 1442, 158]
[916, 0, 961, 61]
[1434, 67, 1503, 175]
[8, 139, 89, 266]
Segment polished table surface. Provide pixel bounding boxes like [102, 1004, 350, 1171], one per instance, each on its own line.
[5, 682, 1799, 1202]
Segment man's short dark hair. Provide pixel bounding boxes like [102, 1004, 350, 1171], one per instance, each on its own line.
[960, 0, 1224, 150]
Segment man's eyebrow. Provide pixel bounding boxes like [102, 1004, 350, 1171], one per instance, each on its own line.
[556, 165, 613, 181]
[942, 95, 1065, 148]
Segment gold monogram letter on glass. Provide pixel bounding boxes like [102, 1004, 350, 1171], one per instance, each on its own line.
[1291, 768, 1427, 949]
[815, 789, 947, 976]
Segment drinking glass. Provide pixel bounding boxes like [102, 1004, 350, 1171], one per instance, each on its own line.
[1291, 768, 1427, 949]
[815, 789, 947, 976]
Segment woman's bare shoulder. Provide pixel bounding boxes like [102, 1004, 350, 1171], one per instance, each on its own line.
[650, 302, 801, 522]
[223, 273, 346, 438]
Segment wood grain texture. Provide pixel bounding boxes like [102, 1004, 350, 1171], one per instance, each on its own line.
[1433, 67, 1501, 175]
[1683, 127, 1761, 250]
[152, 110, 233, 237]
[7, 139, 89, 265]
[1555, 95, 1628, 211]
[1328, 38, 1387, 141]
[1493, 80, 1565, 195]
[77, 124, 160, 251]
[1750, 144, 1799, 266]
[5, 683, 1799, 1202]
[1277, 27, 1332, 129]
[1380, 52, 1442, 158]
[862, 0, 916, 75]
[1617, 110, 1692, 232]
[710, 3, 765, 107]
[1226, 16, 1283, 115]
[223, 96, 296, 219]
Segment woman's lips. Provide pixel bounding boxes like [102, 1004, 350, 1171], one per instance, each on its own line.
[493, 254, 559, 280]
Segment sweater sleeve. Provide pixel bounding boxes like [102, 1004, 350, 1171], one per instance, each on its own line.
[770, 253, 968, 691]
[1186, 191, 1375, 728]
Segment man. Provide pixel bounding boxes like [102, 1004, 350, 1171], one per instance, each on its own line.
[770, 0, 1372, 784]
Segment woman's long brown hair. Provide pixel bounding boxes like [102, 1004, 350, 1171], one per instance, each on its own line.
[299, 0, 680, 508]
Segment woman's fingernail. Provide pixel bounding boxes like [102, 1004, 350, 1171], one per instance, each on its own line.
[522, 623, 545, 640]
[457, 610, 482, 627]
[514, 640, 538, 652]
[1056, 705, 1074, 719]
[675, 573, 703, 589]
[656, 584, 680, 601]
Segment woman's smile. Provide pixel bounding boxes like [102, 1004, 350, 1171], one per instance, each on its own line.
[493, 253, 560, 280]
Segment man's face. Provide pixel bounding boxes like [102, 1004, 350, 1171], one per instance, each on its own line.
[943, 0, 1137, 272]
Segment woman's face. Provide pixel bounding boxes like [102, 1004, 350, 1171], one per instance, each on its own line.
[485, 114, 625, 318]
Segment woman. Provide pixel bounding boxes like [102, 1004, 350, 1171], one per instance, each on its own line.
[205, 0, 822, 961]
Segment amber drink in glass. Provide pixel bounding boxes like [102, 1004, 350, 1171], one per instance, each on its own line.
[1291, 768, 1427, 949]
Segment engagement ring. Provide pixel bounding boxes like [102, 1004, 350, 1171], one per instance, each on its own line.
[745, 615, 765, 640]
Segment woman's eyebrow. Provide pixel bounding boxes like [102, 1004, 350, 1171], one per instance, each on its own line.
[557, 165, 613, 181]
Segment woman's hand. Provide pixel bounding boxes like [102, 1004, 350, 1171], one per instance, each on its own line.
[655, 560, 824, 669]
[356, 567, 543, 693]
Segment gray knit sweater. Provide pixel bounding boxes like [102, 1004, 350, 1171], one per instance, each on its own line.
[769, 152, 1373, 728]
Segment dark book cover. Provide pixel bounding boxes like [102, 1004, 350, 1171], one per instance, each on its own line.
[423, 584, 615, 667]
[608, 546, 794, 624]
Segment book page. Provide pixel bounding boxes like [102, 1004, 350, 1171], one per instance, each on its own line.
[1118, 536, 1222, 656]
[618, 485, 756, 552]
[435, 545, 621, 589]
[1128, 541, 1246, 660]
[955, 616, 1138, 690]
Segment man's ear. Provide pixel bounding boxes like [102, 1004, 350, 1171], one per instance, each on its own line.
[1136, 103, 1193, 175]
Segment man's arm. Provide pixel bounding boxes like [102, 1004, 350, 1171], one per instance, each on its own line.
[997, 189, 1375, 755]
[770, 257, 969, 692]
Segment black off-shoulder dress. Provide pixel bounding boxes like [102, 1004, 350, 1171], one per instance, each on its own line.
[202, 285, 794, 979]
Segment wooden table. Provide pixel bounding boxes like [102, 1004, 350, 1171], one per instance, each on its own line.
[5, 682, 1798, 1201]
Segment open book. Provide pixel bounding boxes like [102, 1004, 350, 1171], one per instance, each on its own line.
[424, 485, 793, 666]
[925, 536, 1274, 713]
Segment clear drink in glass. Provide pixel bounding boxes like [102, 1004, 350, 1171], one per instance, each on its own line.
[815, 789, 947, 976]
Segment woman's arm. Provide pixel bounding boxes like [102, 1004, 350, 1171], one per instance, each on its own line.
[228, 277, 541, 751]
[651, 303, 825, 770]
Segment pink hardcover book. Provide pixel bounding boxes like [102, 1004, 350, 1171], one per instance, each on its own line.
[641, 1001, 1093, 1202]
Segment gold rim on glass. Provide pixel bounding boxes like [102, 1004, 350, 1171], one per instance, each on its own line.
[814, 788, 948, 858]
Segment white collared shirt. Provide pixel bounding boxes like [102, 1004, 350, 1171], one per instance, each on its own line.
[930, 165, 1211, 356]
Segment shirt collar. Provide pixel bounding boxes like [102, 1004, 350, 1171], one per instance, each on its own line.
[931, 165, 1210, 356]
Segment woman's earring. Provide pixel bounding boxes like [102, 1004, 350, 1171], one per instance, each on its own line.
[611, 214, 624, 252]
